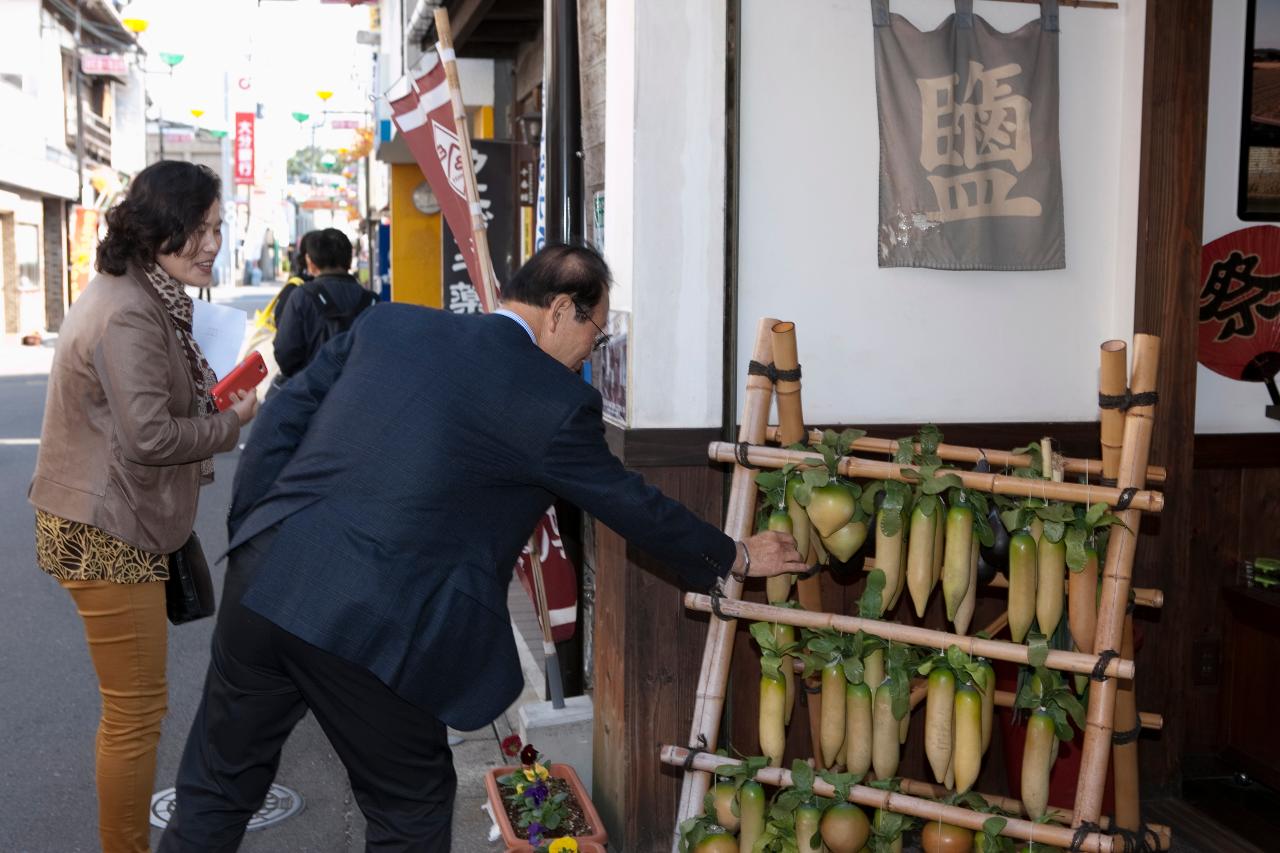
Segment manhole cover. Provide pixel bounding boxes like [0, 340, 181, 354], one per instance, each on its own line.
[150, 784, 305, 831]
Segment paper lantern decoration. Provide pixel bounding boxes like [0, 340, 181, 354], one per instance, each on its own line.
[1199, 225, 1280, 382]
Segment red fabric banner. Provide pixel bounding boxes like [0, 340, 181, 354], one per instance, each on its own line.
[386, 57, 577, 640]
[387, 53, 490, 312]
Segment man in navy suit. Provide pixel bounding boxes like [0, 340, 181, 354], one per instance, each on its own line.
[159, 244, 804, 852]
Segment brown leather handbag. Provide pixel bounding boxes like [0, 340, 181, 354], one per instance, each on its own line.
[166, 532, 215, 625]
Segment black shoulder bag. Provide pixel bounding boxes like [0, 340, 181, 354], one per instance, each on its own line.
[166, 532, 216, 625]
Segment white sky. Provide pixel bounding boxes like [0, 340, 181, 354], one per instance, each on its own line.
[125, 0, 376, 158]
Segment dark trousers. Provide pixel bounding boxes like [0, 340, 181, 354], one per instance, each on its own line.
[158, 529, 457, 852]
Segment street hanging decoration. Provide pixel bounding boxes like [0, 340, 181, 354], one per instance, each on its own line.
[1199, 226, 1280, 388]
[872, 0, 1065, 270]
[383, 24, 578, 643]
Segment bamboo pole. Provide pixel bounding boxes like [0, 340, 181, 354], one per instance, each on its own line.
[1113, 615, 1142, 829]
[862, 558, 1164, 609]
[1073, 334, 1159, 828]
[769, 321, 826, 765]
[709, 443, 1164, 513]
[432, 9, 501, 312]
[887, 775, 1170, 849]
[684, 594, 1133, 679]
[663, 747, 1128, 852]
[1099, 341, 1127, 483]
[1101, 342, 1144, 833]
[765, 427, 1167, 486]
[674, 319, 778, 838]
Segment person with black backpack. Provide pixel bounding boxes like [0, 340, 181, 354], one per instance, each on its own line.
[273, 228, 377, 379]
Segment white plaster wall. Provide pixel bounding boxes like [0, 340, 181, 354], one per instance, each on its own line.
[605, 0, 726, 428]
[737, 0, 1143, 425]
[1198, 0, 1280, 433]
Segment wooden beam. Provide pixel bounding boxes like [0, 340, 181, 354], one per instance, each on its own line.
[1130, 0, 1213, 796]
[448, 0, 500, 48]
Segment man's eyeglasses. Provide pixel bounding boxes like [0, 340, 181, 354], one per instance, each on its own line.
[573, 302, 611, 352]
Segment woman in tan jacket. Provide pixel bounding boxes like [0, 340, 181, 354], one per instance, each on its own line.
[28, 161, 258, 853]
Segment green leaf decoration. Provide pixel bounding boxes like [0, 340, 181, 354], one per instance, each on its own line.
[802, 469, 830, 489]
[837, 429, 867, 455]
[1064, 527, 1088, 571]
[842, 656, 865, 685]
[1084, 501, 1108, 528]
[858, 569, 887, 619]
[755, 470, 785, 491]
[893, 437, 916, 465]
[1042, 519, 1066, 544]
[1027, 632, 1050, 668]
[790, 759, 815, 795]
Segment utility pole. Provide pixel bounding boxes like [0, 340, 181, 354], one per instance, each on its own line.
[73, 2, 85, 201]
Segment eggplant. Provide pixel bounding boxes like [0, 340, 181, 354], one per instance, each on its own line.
[979, 502, 1010, 570]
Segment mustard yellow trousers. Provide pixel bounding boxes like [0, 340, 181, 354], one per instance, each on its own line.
[63, 579, 168, 853]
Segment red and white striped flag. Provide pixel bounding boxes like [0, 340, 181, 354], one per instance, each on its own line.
[386, 52, 492, 312]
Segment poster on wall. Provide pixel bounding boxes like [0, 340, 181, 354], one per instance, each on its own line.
[68, 206, 100, 304]
[1239, 0, 1280, 220]
[597, 310, 628, 427]
[872, 0, 1065, 270]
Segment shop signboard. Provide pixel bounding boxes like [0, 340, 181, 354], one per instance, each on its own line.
[234, 112, 255, 185]
[442, 141, 514, 315]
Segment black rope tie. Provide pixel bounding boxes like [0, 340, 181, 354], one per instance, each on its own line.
[1114, 487, 1138, 511]
[747, 360, 802, 385]
[804, 681, 822, 694]
[1092, 649, 1120, 682]
[1127, 589, 1137, 615]
[1099, 476, 1118, 488]
[1112, 722, 1143, 745]
[736, 442, 761, 470]
[1069, 821, 1104, 853]
[799, 563, 823, 580]
[709, 586, 732, 622]
[682, 733, 709, 770]
[1098, 389, 1160, 411]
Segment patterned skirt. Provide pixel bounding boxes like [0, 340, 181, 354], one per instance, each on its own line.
[34, 509, 168, 584]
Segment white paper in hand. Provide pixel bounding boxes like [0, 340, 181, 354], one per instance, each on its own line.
[191, 300, 248, 380]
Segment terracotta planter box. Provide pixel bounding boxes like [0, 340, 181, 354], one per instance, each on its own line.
[485, 763, 608, 850]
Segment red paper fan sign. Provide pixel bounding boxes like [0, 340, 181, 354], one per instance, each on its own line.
[514, 507, 578, 643]
[1199, 226, 1280, 382]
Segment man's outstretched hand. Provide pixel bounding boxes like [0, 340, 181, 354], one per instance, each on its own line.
[735, 530, 807, 579]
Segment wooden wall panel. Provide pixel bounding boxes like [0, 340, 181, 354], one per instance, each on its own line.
[1184, 467, 1242, 756]
[1130, 0, 1213, 795]
[591, 464, 725, 851]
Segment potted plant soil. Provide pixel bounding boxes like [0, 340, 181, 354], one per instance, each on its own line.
[486, 742, 608, 851]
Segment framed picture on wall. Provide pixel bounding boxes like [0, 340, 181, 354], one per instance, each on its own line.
[1240, 0, 1280, 220]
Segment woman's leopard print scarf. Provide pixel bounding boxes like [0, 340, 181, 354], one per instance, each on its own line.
[139, 263, 219, 480]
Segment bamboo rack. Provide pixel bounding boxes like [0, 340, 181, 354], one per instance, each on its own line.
[686, 593, 1132, 679]
[708, 443, 1164, 512]
[670, 323, 1167, 852]
[674, 318, 778, 828]
[765, 426, 1168, 485]
[896, 675, 1164, 730]
[665, 747, 1141, 853]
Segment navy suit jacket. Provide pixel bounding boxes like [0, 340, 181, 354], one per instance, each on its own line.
[228, 305, 736, 729]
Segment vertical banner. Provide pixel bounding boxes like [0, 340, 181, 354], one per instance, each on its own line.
[234, 111, 255, 186]
[443, 141, 514, 314]
[872, 0, 1064, 270]
[386, 53, 493, 310]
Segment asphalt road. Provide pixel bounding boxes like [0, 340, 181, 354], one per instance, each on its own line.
[0, 285, 514, 852]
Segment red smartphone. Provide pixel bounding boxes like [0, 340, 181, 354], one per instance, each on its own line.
[212, 351, 268, 411]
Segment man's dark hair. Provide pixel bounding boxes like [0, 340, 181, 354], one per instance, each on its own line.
[500, 243, 611, 309]
[294, 231, 318, 272]
[307, 228, 353, 271]
[96, 160, 221, 275]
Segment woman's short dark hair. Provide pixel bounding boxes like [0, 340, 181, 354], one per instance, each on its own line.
[500, 243, 611, 309]
[95, 160, 221, 276]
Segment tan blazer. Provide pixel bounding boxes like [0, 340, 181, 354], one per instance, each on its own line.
[29, 266, 241, 554]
